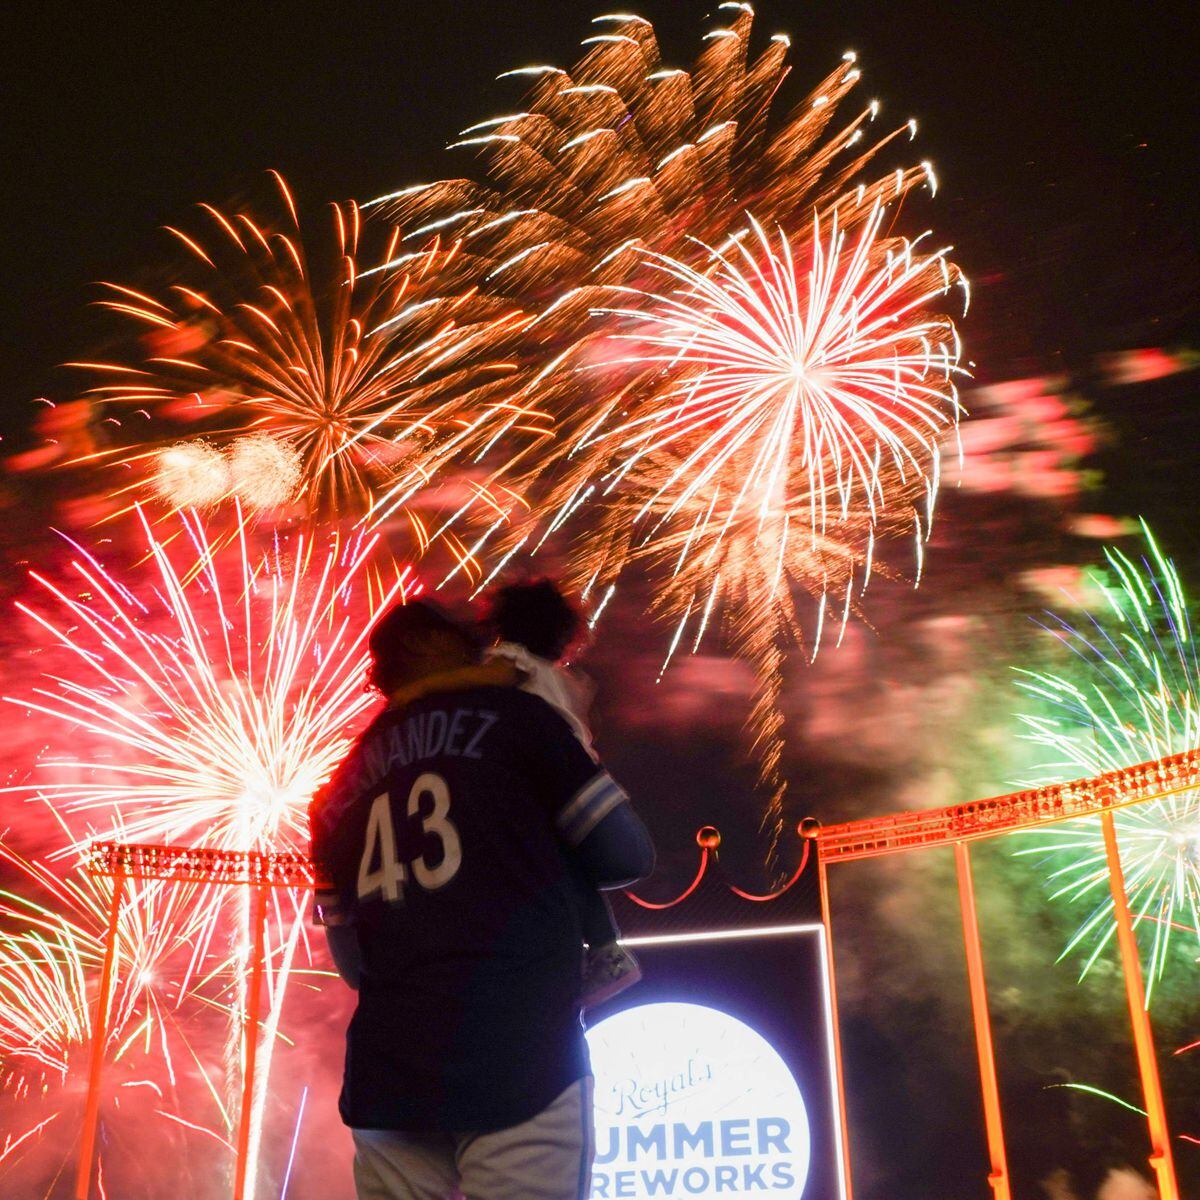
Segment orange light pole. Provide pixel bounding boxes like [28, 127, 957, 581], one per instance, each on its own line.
[817, 854, 855, 1200]
[79, 844, 316, 1200]
[74, 870, 125, 1200]
[1100, 811, 1179, 1199]
[953, 842, 1012, 1200]
[232, 883, 270, 1200]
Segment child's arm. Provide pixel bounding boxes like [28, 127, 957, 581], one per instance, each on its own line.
[390, 657, 521, 707]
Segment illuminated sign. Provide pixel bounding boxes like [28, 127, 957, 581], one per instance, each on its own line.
[587, 1001, 811, 1198]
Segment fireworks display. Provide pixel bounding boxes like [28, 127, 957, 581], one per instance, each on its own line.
[2, 3, 1194, 1197]
[0, 13, 973, 1181]
[69, 172, 531, 520]
[366, 7, 965, 827]
[372, 8, 965, 553]
[1015, 523, 1200, 1000]
[1, 509, 410, 1190]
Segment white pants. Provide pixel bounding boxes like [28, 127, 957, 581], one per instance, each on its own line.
[352, 1079, 594, 1200]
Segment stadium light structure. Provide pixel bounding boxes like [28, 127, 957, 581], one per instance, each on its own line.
[72, 748, 1200, 1199]
[815, 746, 1200, 1200]
[76, 845, 315, 1200]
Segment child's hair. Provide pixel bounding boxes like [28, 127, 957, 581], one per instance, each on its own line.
[488, 579, 583, 662]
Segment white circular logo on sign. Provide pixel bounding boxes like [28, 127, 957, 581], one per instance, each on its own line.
[586, 1001, 811, 1199]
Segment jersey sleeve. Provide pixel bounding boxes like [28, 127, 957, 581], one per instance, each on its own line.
[520, 695, 630, 846]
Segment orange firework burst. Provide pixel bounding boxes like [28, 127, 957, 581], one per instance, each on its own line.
[70, 171, 534, 522]
[370, 8, 965, 579]
[369, 8, 966, 829]
[367, 7, 962, 515]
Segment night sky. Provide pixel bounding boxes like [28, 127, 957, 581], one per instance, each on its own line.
[4, 2, 1196, 412]
[4, 1, 1198, 539]
[3, 3, 1199, 1198]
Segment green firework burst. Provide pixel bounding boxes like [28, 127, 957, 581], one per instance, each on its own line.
[1014, 521, 1200, 1000]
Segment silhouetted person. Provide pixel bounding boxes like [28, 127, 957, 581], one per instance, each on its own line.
[310, 601, 654, 1200]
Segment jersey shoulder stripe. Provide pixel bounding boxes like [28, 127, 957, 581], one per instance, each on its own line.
[555, 771, 628, 846]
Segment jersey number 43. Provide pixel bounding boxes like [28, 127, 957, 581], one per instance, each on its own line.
[356, 772, 462, 903]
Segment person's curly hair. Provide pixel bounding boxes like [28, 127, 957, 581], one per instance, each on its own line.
[487, 579, 583, 662]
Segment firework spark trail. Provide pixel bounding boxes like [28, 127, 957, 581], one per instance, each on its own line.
[580, 440, 886, 828]
[3, 507, 412, 1186]
[0, 1112, 59, 1168]
[368, 9, 965, 831]
[1014, 521, 1200, 1001]
[279, 1085, 308, 1200]
[68, 171, 536, 523]
[541, 210, 962, 683]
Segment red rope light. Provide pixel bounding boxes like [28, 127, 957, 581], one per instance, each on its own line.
[622, 824, 814, 909]
[728, 842, 811, 901]
[624, 847, 712, 910]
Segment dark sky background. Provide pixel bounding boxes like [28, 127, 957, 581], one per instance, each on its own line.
[2, 0, 1198, 548]
[2, 1, 1196, 413]
[2, 3, 1199, 1198]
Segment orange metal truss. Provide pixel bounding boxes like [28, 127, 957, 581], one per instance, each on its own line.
[75, 747, 1199, 1199]
[814, 746, 1195, 1200]
[76, 843, 311, 1200]
[85, 841, 315, 886]
[819, 746, 1200, 861]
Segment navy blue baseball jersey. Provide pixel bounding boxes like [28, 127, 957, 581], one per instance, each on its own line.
[309, 685, 628, 1133]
